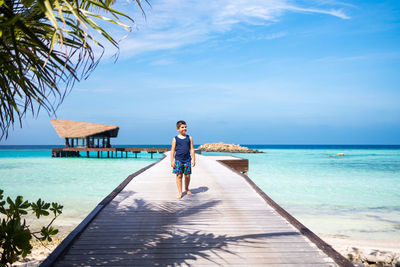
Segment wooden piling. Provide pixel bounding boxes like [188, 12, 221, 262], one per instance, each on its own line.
[51, 148, 169, 158]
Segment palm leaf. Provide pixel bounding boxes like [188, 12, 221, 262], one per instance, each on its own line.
[0, 0, 148, 138]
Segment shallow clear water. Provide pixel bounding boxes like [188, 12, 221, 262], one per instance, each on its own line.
[205, 148, 400, 242]
[0, 148, 160, 232]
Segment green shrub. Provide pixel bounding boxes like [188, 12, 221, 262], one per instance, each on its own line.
[0, 189, 63, 266]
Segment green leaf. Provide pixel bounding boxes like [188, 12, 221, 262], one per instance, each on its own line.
[0, 204, 6, 215]
[0, 192, 64, 265]
[21, 0, 34, 8]
[21, 201, 30, 209]
[50, 202, 63, 215]
[0, 218, 32, 263]
[31, 198, 51, 218]
[43, 0, 60, 29]
[43, 226, 59, 241]
[15, 196, 23, 206]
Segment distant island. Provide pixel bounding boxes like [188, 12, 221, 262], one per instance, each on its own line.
[198, 142, 263, 153]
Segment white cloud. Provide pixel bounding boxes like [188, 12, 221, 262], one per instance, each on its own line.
[285, 6, 350, 19]
[108, 0, 351, 58]
[149, 58, 175, 65]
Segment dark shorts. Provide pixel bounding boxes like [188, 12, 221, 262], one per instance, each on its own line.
[173, 160, 191, 175]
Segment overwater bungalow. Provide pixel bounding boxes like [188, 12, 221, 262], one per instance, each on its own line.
[50, 119, 119, 149]
[50, 119, 168, 158]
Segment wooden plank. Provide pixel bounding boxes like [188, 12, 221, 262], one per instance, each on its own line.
[60, 252, 333, 260]
[69, 242, 324, 250]
[54, 257, 335, 265]
[45, 153, 350, 267]
[218, 158, 249, 173]
[70, 238, 317, 245]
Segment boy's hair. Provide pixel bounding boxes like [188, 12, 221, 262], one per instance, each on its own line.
[176, 120, 187, 129]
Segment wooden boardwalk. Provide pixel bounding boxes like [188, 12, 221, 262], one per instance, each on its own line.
[44, 153, 351, 266]
[52, 147, 169, 158]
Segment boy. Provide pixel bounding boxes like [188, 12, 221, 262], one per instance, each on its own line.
[170, 120, 196, 199]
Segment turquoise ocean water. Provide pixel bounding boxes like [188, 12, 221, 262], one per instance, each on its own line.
[0, 146, 161, 232]
[205, 145, 400, 243]
[1, 145, 399, 243]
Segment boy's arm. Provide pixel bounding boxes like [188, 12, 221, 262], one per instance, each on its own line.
[190, 136, 195, 167]
[170, 138, 176, 168]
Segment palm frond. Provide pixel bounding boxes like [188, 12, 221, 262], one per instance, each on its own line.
[0, 0, 148, 138]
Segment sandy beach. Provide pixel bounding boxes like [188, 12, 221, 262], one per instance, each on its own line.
[14, 237, 64, 267]
[324, 236, 400, 266]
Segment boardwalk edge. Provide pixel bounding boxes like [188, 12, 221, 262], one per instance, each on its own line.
[216, 159, 354, 267]
[39, 154, 166, 267]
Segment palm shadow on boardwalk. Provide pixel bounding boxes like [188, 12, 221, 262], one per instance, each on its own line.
[58, 189, 301, 266]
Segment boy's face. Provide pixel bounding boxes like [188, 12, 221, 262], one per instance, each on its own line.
[177, 124, 187, 135]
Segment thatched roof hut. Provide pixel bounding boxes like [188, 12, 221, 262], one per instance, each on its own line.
[50, 119, 119, 148]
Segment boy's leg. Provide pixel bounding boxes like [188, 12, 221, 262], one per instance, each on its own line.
[176, 174, 183, 198]
[184, 174, 191, 195]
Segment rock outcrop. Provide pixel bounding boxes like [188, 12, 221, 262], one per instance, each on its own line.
[198, 142, 262, 153]
[342, 247, 400, 266]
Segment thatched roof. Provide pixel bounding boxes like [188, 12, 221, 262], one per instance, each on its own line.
[50, 119, 119, 138]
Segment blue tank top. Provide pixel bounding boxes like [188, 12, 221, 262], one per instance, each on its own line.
[174, 135, 191, 162]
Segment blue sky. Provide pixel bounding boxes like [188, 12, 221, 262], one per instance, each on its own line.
[2, 0, 400, 145]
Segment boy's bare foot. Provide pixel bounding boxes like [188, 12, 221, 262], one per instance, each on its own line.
[177, 194, 182, 199]
[186, 190, 192, 195]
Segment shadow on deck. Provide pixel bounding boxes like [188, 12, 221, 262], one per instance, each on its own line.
[54, 189, 301, 266]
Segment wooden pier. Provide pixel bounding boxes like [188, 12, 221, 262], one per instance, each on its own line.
[42, 153, 352, 267]
[50, 119, 170, 159]
[52, 147, 170, 159]
[206, 155, 249, 174]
